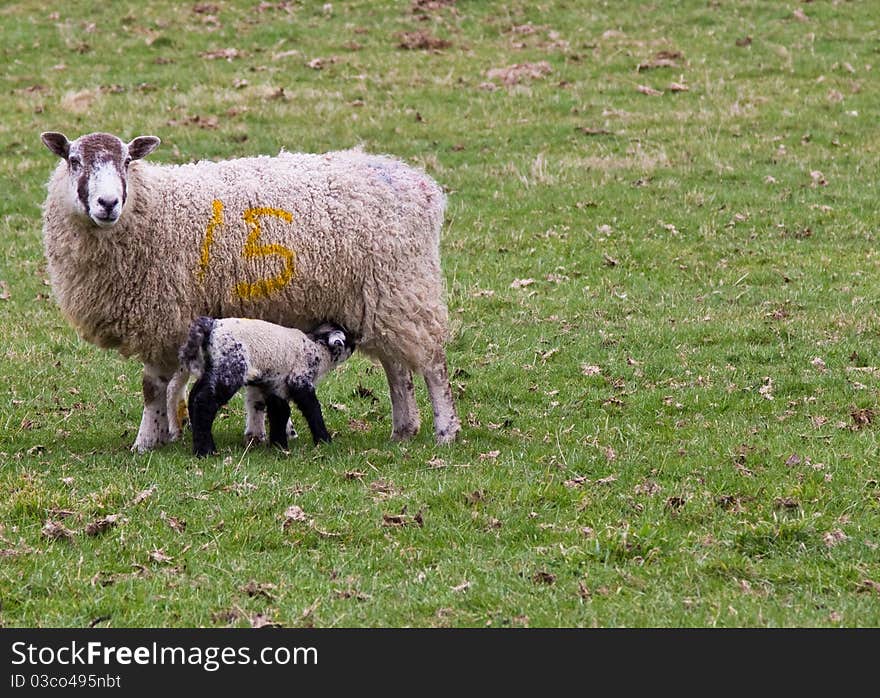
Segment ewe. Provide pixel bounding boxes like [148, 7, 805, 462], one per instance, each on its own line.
[40, 131, 461, 451]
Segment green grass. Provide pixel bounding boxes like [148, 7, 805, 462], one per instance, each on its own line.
[2, 0, 880, 627]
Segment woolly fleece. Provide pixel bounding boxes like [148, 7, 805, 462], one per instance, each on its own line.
[42, 150, 447, 372]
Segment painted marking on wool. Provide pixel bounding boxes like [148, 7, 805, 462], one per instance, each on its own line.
[198, 199, 225, 282]
[234, 207, 296, 301]
[197, 200, 297, 299]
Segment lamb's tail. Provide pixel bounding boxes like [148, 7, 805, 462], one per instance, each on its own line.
[178, 316, 216, 377]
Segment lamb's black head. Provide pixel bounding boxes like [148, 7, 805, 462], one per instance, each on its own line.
[41, 131, 160, 228]
[308, 321, 357, 365]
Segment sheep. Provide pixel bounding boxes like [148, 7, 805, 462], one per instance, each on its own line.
[178, 317, 355, 457]
[39, 131, 461, 452]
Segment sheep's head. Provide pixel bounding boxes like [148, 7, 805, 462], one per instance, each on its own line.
[41, 131, 160, 228]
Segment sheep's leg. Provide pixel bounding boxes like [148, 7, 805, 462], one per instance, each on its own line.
[243, 386, 268, 445]
[266, 394, 292, 449]
[166, 368, 189, 442]
[379, 357, 420, 441]
[132, 364, 173, 453]
[422, 353, 461, 445]
[289, 383, 331, 445]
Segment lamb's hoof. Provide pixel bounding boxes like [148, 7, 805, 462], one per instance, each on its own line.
[193, 443, 220, 458]
[244, 432, 267, 447]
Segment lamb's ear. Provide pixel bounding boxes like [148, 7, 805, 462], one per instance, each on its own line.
[41, 132, 70, 159]
[128, 136, 161, 161]
[327, 330, 346, 348]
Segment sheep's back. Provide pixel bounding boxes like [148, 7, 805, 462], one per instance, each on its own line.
[212, 318, 311, 379]
[152, 151, 447, 346]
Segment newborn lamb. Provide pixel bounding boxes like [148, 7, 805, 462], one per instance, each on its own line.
[178, 316, 356, 457]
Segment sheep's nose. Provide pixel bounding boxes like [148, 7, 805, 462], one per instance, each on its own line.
[97, 196, 118, 210]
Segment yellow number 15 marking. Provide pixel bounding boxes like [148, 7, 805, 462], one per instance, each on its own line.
[197, 200, 296, 301]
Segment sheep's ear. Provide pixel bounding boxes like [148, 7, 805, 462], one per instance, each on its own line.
[128, 136, 161, 160]
[41, 132, 70, 159]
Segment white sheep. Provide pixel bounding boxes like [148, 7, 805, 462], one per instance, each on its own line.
[39, 131, 461, 452]
[178, 317, 355, 457]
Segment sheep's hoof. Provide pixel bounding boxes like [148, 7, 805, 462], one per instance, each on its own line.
[391, 422, 419, 441]
[131, 442, 160, 454]
[132, 417, 172, 453]
[434, 421, 461, 445]
[131, 434, 170, 453]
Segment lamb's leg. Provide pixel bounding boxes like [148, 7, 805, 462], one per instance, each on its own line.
[289, 383, 331, 445]
[188, 376, 223, 457]
[266, 394, 292, 449]
[132, 364, 173, 453]
[379, 357, 420, 441]
[166, 368, 189, 442]
[422, 352, 461, 445]
[243, 386, 268, 445]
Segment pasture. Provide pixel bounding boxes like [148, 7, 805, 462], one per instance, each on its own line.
[1, 0, 880, 626]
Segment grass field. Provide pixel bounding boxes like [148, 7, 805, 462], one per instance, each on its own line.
[2, 0, 880, 627]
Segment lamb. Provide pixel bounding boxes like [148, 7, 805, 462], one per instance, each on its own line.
[178, 317, 355, 457]
[39, 131, 461, 452]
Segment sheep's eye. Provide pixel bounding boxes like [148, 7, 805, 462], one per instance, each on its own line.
[124, 157, 132, 167]
[68, 156, 81, 170]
